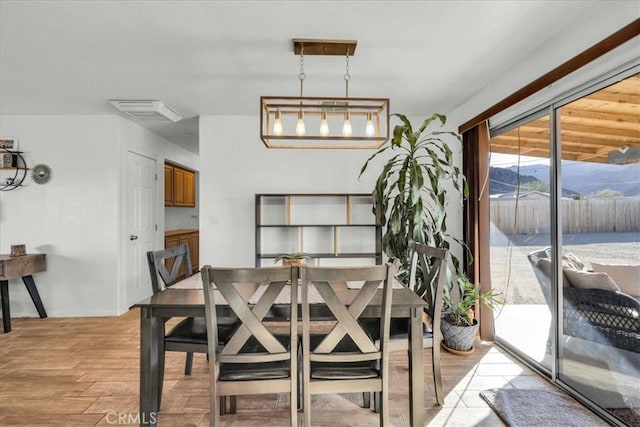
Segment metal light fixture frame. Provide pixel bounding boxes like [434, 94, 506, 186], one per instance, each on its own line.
[261, 39, 390, 149]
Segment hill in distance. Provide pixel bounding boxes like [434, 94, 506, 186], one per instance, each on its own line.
[493, 160, 639, 197]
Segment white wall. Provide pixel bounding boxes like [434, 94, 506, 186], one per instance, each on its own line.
[0, 114, 198, 317]
[198, 114, 465, 268]
[0, 115, 120, 316]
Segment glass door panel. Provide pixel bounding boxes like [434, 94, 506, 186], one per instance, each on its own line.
[557, 74, 640, 425]
[489, 114, 553, 370]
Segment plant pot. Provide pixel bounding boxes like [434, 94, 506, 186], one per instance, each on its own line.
[282, 258, 307, 267]
[440, 317, 478, 352]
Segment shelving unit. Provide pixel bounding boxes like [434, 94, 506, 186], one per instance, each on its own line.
[255, 193, 382, 267]
[0, 149, 28, 191]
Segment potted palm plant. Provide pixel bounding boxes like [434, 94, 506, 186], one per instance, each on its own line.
[274, 252, 311, 267]
[441, 276, 502, 353]
[360, 113, 502, 350]
[359, 113, 467, 289]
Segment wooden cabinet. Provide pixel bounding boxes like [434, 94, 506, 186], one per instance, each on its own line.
[164, 229, 199, 277]
[255, 194, 382, 267]
[164, 162, 196, 207]
[164, 164, 174, 205]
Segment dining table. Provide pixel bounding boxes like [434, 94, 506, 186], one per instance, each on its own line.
[133, 274, 428, 427]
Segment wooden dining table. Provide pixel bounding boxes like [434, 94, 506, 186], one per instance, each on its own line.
[133, 275, 427, 427]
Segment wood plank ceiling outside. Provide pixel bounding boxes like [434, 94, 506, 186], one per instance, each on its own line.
[490, 74, 640, 163]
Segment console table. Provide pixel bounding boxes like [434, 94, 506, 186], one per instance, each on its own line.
[0, 254, 47, 332]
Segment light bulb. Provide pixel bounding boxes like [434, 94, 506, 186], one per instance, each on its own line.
[273, 111, 283, 135]
[296, 112, 306, 136]
[365, 113, 375, 137]
[319, 112, 329, 136]
[342, 112, 352, 136]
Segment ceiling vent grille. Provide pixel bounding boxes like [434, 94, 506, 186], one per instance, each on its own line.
[108, 100, 183, 123]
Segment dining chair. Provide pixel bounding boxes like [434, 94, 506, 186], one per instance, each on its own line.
[146, 245, 238, 412]
[406, 243, 448, 405]
[300, 264, 394, 426]
[360, 243, 448, 410]
[201, 265, 299, 427]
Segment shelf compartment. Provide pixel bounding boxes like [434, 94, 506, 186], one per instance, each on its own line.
[290, 195, 346, 225]
[258, 195, 288, 225]
[301, 226, 334, 254]
[348, 195, 376, 224]
[336, 226, 377, 253]
[259, 227, 300, 254]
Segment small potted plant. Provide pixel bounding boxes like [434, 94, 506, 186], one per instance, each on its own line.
[441, 275, 502, 354]
[274, 252, 311, 267]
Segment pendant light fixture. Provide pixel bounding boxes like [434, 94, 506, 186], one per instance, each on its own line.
[260, 39, 389, 149]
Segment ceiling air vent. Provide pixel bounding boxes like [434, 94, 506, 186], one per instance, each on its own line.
[108, 100, 183, 123]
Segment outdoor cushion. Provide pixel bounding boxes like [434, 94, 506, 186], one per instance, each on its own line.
[543, 248, 586, 271]
[535, 257, 571, 287]
[564, 268, 620, 292]
[589, 262, 640, 299]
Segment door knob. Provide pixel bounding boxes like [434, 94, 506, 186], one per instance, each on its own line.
[130, 235, 138, 241]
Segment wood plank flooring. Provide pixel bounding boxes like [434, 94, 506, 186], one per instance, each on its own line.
[0, 310, 558, 426]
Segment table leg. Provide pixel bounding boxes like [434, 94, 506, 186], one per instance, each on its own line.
[140, 307, 161, 426]
[409, 307, 424, 427]
[22, 275, 47, 318]
[1, 280, 10, 333]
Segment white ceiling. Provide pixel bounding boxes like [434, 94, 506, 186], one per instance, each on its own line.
[0, 1, 617, 153]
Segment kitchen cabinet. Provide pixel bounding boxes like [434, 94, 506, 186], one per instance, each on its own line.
[164, 164, 174, 205]
[164, 162, 196, 207]
[164, 229, 199, 277]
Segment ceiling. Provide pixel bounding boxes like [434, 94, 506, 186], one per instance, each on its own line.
[491, 74, 640, 163]
[0, 1, 621, 154]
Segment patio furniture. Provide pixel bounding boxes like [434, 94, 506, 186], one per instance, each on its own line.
[528, 249, 640, 353]
[300, 265, 394, 426]
[201, 266, 299, 427]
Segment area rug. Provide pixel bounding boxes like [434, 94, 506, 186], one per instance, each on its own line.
[480, 389, 605, 427]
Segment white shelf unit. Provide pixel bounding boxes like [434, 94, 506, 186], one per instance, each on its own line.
[255, 193, 382, 267]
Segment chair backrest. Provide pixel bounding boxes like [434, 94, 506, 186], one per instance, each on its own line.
[146, 244, 193, 294]
[300, 264, 394, 364]
[201, 266, 298, 366]
[408, 243, 448, 333]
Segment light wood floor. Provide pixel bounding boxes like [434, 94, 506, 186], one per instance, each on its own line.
[0, 309, 561, 426]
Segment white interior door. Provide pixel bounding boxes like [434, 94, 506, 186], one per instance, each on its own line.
[125, 151, 156, 306]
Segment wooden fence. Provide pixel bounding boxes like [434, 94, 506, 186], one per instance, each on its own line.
[490, 198, 640, 234]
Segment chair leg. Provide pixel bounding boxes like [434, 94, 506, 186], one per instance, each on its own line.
[373, 392, 380, 413]
[378, 390, 388, 426]
[362, 392, 371, 409]
[219, 396, 226, 415]
[158, 347, 165, 410]
[229, 396, 237, 414]
[433, 338, 444, 405]
[185, 352, 194, 375]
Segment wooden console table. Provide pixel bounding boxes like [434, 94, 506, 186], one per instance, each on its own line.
[0, 254, 47, 333]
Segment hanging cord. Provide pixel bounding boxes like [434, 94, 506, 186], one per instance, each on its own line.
[344, 49, 350, 98]
[494, 127, 522, 319]
[299, 46, 305, 98]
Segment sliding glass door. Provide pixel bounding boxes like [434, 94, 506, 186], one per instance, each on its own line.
[489, 68, 639, 425]
[556, 74, 640, 423]
[489, 113, 553, 371]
